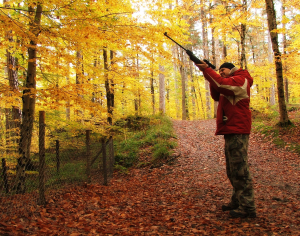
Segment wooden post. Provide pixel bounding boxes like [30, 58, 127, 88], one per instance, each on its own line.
[38, 111, 46, 205]
[102, 138, 108, 186]
[55, 140, 60, 173]
[108, 136, 114, 178]
[2, 158, 9, 193]
[86, 130, 91, 183]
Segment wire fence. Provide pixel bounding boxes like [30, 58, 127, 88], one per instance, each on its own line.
[0, 111, 114, 221]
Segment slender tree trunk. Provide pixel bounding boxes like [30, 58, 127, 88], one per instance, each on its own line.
[66, 64, 71, 120]
[210, 4, 218, 118]
[108, 51, 115, 176]
[132, 56, 139, 115]
[16, 4, 42, 194]
[136, 54, 141, 115]
[6, 44, 21, 153]
[103, 48, 113, 125]
[173, 45, 180, 119]
[201, 1, 211, 119]
[179, 48, 187, 120]
[159, 62, 166, 114]
[76, 50, 84, 122]
[196, 78, 205, 119]
[265, 0, 291, 126]
[240, 24, 247, 69]
[281, 1, 288, 104]
[222, 1, 228, 59]
[268, 33, 276, 106]
[4, 0, 21, 154]
[189, 60, 196, 119]
[249, 37, 256, 64]
[150, 60, 155, 115]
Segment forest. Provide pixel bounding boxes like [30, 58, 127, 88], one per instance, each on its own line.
[0, 0, 300, 192]
[0, 0, 300, 140]
[0, 0, 300, 234]
[1, 0, 300, 191]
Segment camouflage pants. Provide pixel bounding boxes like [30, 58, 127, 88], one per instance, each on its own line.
[224, 134, 256, 212]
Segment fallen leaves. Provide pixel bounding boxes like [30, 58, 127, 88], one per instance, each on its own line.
[0, 119, 300, 235]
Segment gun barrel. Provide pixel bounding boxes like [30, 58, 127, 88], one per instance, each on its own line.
[164, 32, 216, 69]
[164, 32, 187, 51]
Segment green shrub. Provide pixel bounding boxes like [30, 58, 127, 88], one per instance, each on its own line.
[114, 114, 177, 170]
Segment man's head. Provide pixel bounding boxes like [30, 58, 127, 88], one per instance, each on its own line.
[219, 62, 235, 78]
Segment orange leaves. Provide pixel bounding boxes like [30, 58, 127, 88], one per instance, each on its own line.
[1, 119, 300, 234]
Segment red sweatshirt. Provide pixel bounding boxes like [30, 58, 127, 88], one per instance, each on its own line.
[203, 67, 253, 135]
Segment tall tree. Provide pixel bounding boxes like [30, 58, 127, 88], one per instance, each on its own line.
[265, 0, 291, 126]
[281, 0, 289, 104]
[240, 0, 247, 69]
[209, 1, 218, 118]
[4, 0, 21, 153]
[16, 3, 42, 194]
[159, 62, 166, 114]
[201, 0, 211, 119]
[150, 61, 155, 115]
[179, 47, 188, 120]
[268, 33, 276, 106]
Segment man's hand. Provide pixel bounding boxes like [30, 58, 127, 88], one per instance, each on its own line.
[195, 61, 209, 71]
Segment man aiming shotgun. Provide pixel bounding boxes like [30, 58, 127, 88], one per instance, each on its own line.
[164, 32, 256, 219]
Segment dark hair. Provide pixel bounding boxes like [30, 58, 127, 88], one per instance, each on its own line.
[219, 62, 235, 70]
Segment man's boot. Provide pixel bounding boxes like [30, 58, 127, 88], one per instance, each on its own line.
[222, 202, 239, 211]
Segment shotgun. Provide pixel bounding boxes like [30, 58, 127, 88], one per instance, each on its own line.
[164, 32, 216, 69]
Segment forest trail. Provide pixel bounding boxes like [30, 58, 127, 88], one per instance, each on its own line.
[1, 119, 300, 235]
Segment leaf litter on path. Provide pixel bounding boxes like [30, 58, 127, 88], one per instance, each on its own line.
[1, 119, 300, 235]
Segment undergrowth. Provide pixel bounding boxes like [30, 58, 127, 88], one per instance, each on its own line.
[113, 114, 177, 172]
[252, 104, 300, 155]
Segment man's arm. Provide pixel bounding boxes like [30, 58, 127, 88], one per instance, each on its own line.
[210, 84, 220, 101]
[196, 61, 246, 97]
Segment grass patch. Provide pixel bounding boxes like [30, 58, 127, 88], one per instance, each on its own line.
[46, 161, 87, 188]
[114, 114, 177, 170]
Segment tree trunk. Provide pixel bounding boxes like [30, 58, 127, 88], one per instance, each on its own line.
[189, 60, 196, 119]
[76, 50, 84, 122]
[132, 56, 139, 115]
[150, 60, 155, 115]
[268, 33, 276, 106]
[16, 4, 42, 194]
[201, 1, 211, 119]
[103, 49, 114, 125]
[4, 0, 21, 154]
[210, 4, 218, 118]
[172, 45, 180, 119]
[265, 0, 291, 126]
[66, 64, 71, 120]
[222, 1, 228, 59]
[281, 1, 288, 104]
[159, 63, 166, 114]
[240, 24, 247, 69]
[179, 48, 187, 120]
[103, 49, 115, 175]
[196, 78, 205, 119]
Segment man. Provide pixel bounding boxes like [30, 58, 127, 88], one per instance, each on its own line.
[195, 61, 256, 218]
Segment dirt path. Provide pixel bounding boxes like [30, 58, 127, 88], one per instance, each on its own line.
[1, 119, 300, 235]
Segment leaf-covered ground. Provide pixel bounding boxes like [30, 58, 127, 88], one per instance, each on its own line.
[1, 119, 300, 235]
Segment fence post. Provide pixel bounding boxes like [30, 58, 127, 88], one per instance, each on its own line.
[86, 130, 91, 183]
[108, 136, 114, 178]
[2, 158, 9, 193]
[38, 111, 46, 205]
[55, 140, 60, 173]
[102, 138, 108, 186]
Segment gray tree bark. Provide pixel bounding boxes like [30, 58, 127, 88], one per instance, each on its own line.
[265, 0, 291, 126]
